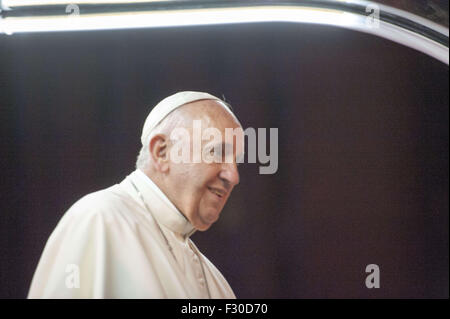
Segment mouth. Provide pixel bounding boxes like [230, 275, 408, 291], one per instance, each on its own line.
[207, 186, 226, 199]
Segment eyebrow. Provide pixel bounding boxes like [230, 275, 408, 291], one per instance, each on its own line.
[209, 142, 233, 150]
[210, 142, 244, 160]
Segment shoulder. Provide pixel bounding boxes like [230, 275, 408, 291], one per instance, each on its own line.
[60, 183, 140, 230]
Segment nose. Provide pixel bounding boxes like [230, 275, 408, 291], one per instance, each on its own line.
[219, 162, 240, 187]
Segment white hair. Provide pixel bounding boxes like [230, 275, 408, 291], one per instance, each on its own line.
[136, 135, 152, 171]
[135, 108, 187, 171]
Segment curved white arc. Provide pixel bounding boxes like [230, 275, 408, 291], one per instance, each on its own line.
[344, 0, 449, 36]
[0, 6, 448, 64]
[351, 18, 449, 65]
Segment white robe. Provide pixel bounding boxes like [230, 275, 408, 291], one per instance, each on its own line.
[28, 169, 236, 299]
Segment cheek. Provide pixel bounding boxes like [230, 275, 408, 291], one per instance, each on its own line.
[170, 163, 220, 197]
[190, 164, 218, 183]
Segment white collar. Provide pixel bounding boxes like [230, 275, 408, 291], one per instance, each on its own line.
[126, 169, 196, 238]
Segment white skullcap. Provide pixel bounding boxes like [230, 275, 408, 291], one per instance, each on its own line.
[140, 91, 230, 146]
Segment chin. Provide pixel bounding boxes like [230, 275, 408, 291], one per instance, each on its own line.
[196, 223, 213, 232]
[197, 210, 221, 230]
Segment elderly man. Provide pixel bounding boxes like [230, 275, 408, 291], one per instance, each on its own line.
[28, 91, 244, 298]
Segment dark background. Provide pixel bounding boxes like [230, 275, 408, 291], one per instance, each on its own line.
[0, 22, 448, 298]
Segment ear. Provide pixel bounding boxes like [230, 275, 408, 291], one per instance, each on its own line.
[149, 134, 170, 172]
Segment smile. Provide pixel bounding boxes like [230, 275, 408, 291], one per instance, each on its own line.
[208, 187, 225, 198]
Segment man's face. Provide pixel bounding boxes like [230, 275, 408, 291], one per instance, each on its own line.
[165, 101, 244, 231]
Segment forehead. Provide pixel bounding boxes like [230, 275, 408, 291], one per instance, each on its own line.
[182, 100, 242, 130]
